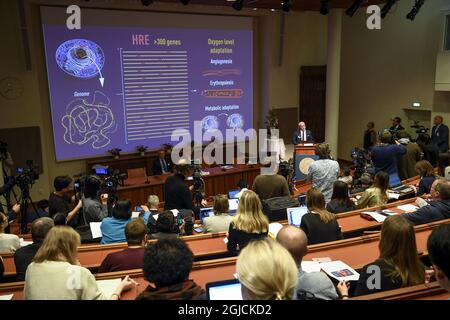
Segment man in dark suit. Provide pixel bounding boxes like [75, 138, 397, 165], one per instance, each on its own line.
[389, 117, 405, 132]
[292, 121, 314, 145]
[152, 149, 172, 175]
[13, 217, 54, 281]
[431, 115, 449, 153]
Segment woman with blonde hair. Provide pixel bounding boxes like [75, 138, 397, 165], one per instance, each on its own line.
[237, 238, 298, 300]
[25, 226, 136, 300]
[353, 215, 425, 296]
[226, 190, 269, 254]
[300, 188, 343, 245]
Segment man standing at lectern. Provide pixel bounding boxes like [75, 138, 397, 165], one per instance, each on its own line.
[292, 122, 314, 145]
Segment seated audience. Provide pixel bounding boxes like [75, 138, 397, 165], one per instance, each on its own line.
[327, 180, 356, 214]
[277, 226, 339, 300]
[338, 167, 353, 185]
[307, 143, 340, 203]
[100, 199, 132, 244]
[152, 149, 172, 175]
[396, 130, 421, 180]
[237, 238, 298, 300]
[98, 219, 147, 273]
[371, 131, 406, 176]
[25, 226, 135, 299]
[27, 199, 50, 223]
[414, 160, 436, 196]
[203, 195, 233, 233]
[403, 179, 450, 224]
[233, 179, 249, 199]
[351, 173, 372, 194]
[136, 238, 204, 300]
[427, 224, 450, 292]
[52, 212, 67, 226]
[0, 212, 20, 253]
[252, 171, 289, 201]
[300, 188, 343, 245]
[141, 194, 160, 228]
[227, 190, 269, 254]
[48, 176, 82, 226]
[356, 171, 389, 209]
[82, 175, 108, 223]
[417, 133, 440, 167]
[354, 215, 425, 296]
[148, 210, 184, 240]
[14, 217, 54, 281]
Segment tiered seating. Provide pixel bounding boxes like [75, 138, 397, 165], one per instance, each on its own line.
[1, 218, 448, 300]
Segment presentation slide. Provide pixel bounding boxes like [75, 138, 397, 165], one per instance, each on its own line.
[41, 8, 253, 161]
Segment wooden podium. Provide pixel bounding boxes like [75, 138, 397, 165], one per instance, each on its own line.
[295, 143, 316, 156]
[294, 144, 318, 181]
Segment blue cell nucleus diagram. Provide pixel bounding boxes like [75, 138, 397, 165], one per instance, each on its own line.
[55, 39, 105, 79]
[61, 91, 117, 149]
[227, 113, 244, 129]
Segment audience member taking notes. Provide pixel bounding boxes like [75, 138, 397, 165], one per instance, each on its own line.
[276, 226, 339, 300]
[24, 226, 136, 300]
[226, 190, 269, 255]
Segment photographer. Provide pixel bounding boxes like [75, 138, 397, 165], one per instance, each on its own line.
[0, 177, 20, 220]
[163, 162, 206, 217]
[49, 176, 82, 227]
[82, 175, 108, 224]
[371, 131, 406, 177]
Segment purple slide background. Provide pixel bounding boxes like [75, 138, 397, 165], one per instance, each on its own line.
[42, 24, 253, 161]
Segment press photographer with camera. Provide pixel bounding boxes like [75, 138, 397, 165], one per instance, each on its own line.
[163, 161, 207, 217]
[0, 177, 20, 221]
[48, 176, 82, 227]
[0, 141, 14, 179]
[82, 175, 109, 224]
[371, 131, 406, 177]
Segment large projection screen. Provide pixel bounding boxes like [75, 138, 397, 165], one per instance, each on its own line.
[40, 7, 253, 161]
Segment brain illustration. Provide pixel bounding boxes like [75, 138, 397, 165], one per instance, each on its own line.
[61, 91, 116, 149]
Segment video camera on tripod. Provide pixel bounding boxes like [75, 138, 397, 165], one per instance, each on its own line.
[351, 148, 371, 179]
[411, 121, 429, 135]
[15, 160, 40, 190]
[189, 160, 205, 206]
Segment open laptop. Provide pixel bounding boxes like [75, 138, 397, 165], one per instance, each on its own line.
[286, 206, 309, 228]
[228, 189, 240, 199]
[228, 198, 239, 215]
[200, 207, 214, 224]
[206, 279, 242, 300]
[389, 173, 413, 193]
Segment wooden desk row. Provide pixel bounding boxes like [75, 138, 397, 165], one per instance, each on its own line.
[1, 219, 448, 300]
[0, 196, 423, 279]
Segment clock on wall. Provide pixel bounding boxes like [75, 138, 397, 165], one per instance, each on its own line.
[0, 77, 24, 100]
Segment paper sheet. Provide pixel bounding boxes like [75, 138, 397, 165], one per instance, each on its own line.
[89, 222, 102, 239]
[268, 223, 283, 239]
[171, 209, 179, 217]
[0, 294, 13, 300]
[96, 278, 121, 297]
[312, 257, 332, 263]
[319, 260, 360, 282]
[397, 204, 419, 212]
[301, 261, 322, 273]
[361, 211, 387, 222]
[19, 238, 33, 247]
[388, 192, 400, 200]
[131, 211, 140, 219]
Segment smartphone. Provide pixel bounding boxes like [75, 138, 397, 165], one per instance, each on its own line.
[178, 215, 184, 225]
[135, 206, 143, 212]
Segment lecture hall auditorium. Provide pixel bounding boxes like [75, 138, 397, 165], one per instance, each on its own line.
[0, 0, 450, 308]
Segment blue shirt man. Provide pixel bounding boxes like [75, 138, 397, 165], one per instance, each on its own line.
[371, 132, 406, 176]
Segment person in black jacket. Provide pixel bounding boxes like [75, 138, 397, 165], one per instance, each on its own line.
[163, 163, 206, 216]
[431, 115, 449, 153]
[48, 176, 82, 226]
[389, 117, 405, 132]
[354, 215, 425, 296]
[13, 217, 54, 281]
[292, 121, 314, 145]
[417, 134, 440, 167]
[300, 188, 343, 245]
[152, 149, 172, 175]
[227, 190, 269, 255]
[404, 179, 450, 225]
[326, 181, 356, 214]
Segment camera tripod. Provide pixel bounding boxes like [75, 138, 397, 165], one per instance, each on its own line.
[19, 185, 40, 234]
